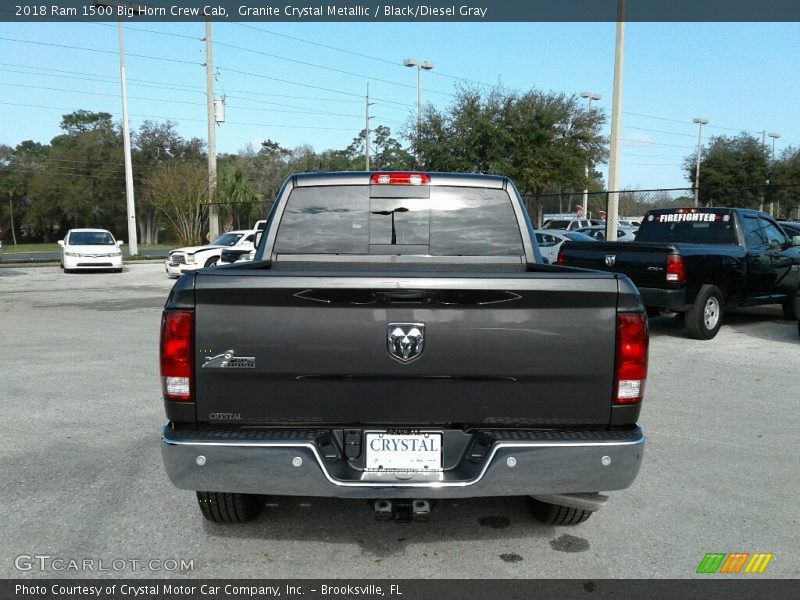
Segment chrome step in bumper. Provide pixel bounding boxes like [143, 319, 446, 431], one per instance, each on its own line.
[161, 424, 644, 499]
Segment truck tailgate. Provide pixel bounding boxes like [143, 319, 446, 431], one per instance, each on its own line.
[560, 241, 677, 288]
[193, 271, 622, 427]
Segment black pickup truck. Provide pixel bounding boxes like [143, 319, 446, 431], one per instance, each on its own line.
[558, 207, 800, 339]
[160, 172, 648, 526]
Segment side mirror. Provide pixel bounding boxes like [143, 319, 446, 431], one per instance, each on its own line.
[116, 240, 124, 246]
[793, 236, 800, 247]
[57, 240, 64, 247]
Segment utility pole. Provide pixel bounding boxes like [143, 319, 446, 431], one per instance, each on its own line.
[205, 18, 219, 240]
[692, 118, 708, 207]
[365, 83, 374, 170]
[606, 0, 625, 242]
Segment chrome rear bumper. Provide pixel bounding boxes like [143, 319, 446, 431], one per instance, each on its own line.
[161, 425, 644, 499]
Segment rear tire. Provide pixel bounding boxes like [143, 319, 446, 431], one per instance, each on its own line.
[685, 285, 724, 340]
[782, 295, 798, 320]
[528, 498, 592, 526]
[196, 491, 262, 523]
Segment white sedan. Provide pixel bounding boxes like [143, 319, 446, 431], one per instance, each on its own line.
[534, 230, 596, 264]
[165, 230, 256, 278]
[58, 228, 123, 273]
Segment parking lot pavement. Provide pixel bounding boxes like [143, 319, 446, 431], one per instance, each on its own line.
[1, 263, 798, 579]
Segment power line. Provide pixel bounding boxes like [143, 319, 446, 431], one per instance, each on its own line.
[0, 81, 389, 120]
[212, 39, 453, 98]
[0, 63, 374, 106]
[623, 125, 696, 138]
[230, 23, 494, 89]
[0, 36, 202, 66]
[621, 138, 694, 149]
[0, 101, 361, 131]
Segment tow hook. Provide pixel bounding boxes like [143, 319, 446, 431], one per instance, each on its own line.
[372, 499, 432, 522]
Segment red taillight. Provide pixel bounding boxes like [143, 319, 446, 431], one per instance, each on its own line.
[555, 248, 565, 265]
[370, 172, 429, 185]
[160, 310, 194, 402]
[614, 313, 649, 405]
[666, 254, 685, 283]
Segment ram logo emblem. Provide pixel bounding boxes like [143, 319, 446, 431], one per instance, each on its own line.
[387, 323, 425, 363]
[605, 255, 617, 267]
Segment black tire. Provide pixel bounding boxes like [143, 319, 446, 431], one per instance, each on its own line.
[685, 284, 724, 340]
[114, 268, 123, 273]
[196, 491, 262, 523]
[782, 295, 798, 320]
[528, 498, 592, 526]
[204, 256, 218, 268]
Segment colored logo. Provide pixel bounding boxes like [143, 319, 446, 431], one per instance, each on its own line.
[696, 552, 773, 574]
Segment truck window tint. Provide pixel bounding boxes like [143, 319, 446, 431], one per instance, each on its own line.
[274, 186, 524, 256]
[742, 215, 766, 247]
[635, 213, 736, 245]
[758, 217, 788, 245]
[274, 186, 370, 254]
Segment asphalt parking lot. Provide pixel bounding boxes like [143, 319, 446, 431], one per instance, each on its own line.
[1, 263, 798, 579]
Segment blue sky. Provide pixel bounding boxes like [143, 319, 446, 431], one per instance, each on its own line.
[1, 21, 798, 189]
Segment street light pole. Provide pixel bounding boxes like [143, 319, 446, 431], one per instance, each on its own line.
[117, 20, 138, 255]
[692, 117, 709, 207]
[403, 58, 434, 163]
[580, 92, 601, 216]
[767, 132, 779, 216]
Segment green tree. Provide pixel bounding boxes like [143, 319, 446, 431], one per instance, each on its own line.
[412, 87, 607, 195]
[346, 126, 414, 170]
[143, 161, 208, 247]
[134, 120, 205, 243]
[215, 158, 261, 230]
[29, 111, 125, 238]
[772, 146, 800, 219]
[683, 133, 769, 208]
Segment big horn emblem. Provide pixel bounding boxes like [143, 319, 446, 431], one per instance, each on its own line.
[387, 323, 425, 363]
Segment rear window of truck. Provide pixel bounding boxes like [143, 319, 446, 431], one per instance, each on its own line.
[635, 210, 737, 245]
[273, 185, 524, 256]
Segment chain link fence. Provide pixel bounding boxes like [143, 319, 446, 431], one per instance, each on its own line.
[524, 185, 800, 228]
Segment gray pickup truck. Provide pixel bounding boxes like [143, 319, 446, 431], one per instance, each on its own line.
[160, 172, 648, 526]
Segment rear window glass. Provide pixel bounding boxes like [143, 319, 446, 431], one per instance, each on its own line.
[635, 211, 737, 245]
[274, 185, 524, 256]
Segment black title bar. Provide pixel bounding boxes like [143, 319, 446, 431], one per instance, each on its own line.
[4, 0, 800, 22]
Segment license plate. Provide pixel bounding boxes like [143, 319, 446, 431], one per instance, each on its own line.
[364, 432, 443, 472]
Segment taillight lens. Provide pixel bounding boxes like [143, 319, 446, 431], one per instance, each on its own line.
[370, 172, 429, 185]
[614, 313, 649, 405]
[555, 248, 565, 265]
[160, 310, 194, 402]
[666, 254, 685, 283]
